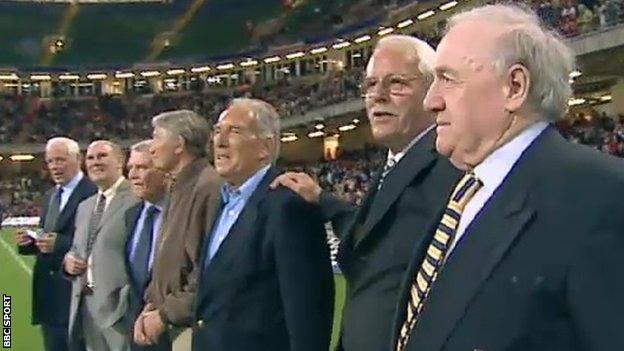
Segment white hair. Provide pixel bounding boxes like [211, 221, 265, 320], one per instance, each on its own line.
[46, 137, 81, 159]
[228, 98, 281, 164]
[369, 34, 436, 85]
[152, 109, 210, 158]
[447, 4, 575, 121]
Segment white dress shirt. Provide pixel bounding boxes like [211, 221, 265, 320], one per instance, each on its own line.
[58, 171, 84, 211]
[449, 122, 549, 254]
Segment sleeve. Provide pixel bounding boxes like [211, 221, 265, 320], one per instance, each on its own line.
[271, 191, 335, 351]
[318, 191, 355, 240]
[566, 206, 624, 350]
[158, 182, 218, 326]
[53, 230, 74, 255]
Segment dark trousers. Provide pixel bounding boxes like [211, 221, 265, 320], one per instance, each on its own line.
[42, 324, 70, 351]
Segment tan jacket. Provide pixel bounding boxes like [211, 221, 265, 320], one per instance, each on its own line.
[145, 158, 222, 326]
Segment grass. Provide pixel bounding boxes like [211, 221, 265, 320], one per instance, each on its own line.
[0, 228, 346, 350]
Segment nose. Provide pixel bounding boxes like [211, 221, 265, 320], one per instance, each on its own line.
[423, 81, 445, 113]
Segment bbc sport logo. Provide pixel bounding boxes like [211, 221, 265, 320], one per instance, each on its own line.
[2, 294, 10, 349]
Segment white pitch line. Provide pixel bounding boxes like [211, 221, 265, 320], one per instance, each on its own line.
[0, 233, 33, 276]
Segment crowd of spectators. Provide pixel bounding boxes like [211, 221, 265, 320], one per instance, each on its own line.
[2, 110, 624, 217]
[0, 68, 363, 144]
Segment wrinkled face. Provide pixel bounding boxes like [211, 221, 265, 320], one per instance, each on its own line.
[212, 105, 271, 187]
[150, 126, 181, 173]
[45, 143, 81, 186]
[424, 21, 511, 169]
[127, 150, 166, 202]
[85, 142, 123, 189]
[364, 47, 431, 152]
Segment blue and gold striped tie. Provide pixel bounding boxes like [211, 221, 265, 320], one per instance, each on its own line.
[396, 172, 483, 351]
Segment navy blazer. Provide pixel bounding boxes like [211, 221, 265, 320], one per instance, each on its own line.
[192, 167, 334, 351]
[19, 176, 97, 326]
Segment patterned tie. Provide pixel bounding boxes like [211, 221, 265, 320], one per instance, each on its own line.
[377, 156, 397, 190]
[43, 186, 63, 232]
[86, 193, 106, 255]
[131, 205, 159, 290]
[396, 172, 483, 351]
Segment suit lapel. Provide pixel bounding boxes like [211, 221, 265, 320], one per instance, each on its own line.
[355, 131, 438, 248]
[96, 180, 131, 232]
[400, 130, 554, 351]
[124, 202, 144, 295]
[197, 168, 277, 307]
[54, 178, 90, 231]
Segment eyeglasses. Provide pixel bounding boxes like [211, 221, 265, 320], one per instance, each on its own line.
[361, 74, 421, 98]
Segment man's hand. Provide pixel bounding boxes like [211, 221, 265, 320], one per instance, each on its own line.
[15, 230, 34, 247]
[35, 233, 57, 253]
[141, 310, 165, 345]
[133, 313, 149, 346]
[270, 172, 322, 204]
[63, 252, 87, 275]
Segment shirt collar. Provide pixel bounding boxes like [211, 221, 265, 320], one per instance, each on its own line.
[221, 164, 271, 204]
[100, 176, 125, 199]
[59, 171, 83, 193]
[387, 124, 435, 163]
[144, 199, 165, 213]
[474, 121, 549, 192]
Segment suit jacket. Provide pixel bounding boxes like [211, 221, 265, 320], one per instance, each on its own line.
[124, 202, 147, 324]
[192, 167, 335, 351]
[392, 127, 624, 351]
[124, 202, 172, 351]
[334, 130, 461, 351]
[145, 158, 222, 326]
[18, 176, 97, 326]
[67, 179, 139, 340]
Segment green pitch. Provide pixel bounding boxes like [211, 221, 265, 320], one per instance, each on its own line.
[0, 229, 346, 350]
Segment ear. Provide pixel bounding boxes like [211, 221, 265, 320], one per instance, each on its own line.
[174, 135, 186, 156]
[504, 64, 530, 113]
[258, 137, 272, 161]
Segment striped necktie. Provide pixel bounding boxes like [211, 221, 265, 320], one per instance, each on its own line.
[377, 156, 397, 190]
[396, 172, 482, 351]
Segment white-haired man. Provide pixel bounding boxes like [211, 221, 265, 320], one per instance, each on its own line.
[271, 34, 461, 351]
[392, 4, 624, 351]
[16, 137, 97, 351]
[193, 98, 334, 351]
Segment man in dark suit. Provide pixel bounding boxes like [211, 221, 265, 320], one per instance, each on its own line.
[16, 137, 97, 351]
[272, 35, 460, 351]
[392, 5, 624, 351]
[125, 140, 170, 351]
[193, 98, 334, 351]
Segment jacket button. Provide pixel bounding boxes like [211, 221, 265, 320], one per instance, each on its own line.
[197, 319, 204, 328]
[49, 270, 55, 276]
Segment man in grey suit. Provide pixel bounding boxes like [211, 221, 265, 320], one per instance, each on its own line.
[63, 140, 139, 351]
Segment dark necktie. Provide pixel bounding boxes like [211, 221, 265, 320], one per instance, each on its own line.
[132, 205, 159, 289]
[86, 193, 106, 255]
[377, 156, 397, 190]
[396, 173, 482, 351]
[43, 187, 63, 232]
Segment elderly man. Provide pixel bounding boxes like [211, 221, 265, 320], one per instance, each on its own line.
[16, 137, 97, 351]
[272, 35, 460, 351]
[124, 140, 170, 351]
[64, 140, 138, 351]
[392, 4, 624, 351]
[135, 110, 221, 350]
[192, 98, 334, 351]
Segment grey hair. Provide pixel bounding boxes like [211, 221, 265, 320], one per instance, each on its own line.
[130, 139, 152, 153]
[88, 140, 125, 163]
[227, 98, 281, 164]
[151, 109, 210, 158]
[46, 137, 81, 159]
[447, 4, 575, 121]
[369, 34, 436, 86]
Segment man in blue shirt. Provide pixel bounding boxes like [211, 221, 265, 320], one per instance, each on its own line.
[192, 98, 334, 351]
[124, 140, 170, 351]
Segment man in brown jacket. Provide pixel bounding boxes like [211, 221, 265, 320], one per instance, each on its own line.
[133, 109, 222, 350]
